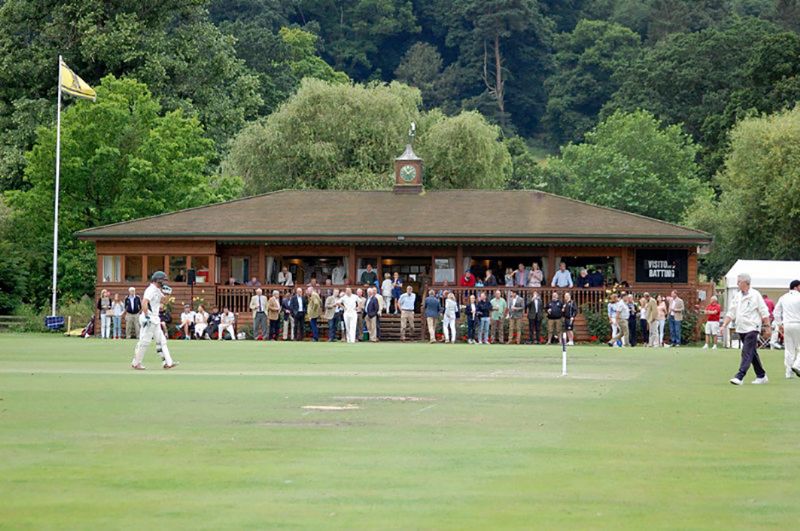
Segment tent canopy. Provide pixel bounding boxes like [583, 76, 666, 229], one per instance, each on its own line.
[724, 260, 800, 290]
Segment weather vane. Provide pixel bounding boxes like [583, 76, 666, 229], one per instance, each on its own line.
[408, 121, 416, 146]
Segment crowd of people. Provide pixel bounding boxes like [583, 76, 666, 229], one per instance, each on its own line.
[604, 290, 689, 348]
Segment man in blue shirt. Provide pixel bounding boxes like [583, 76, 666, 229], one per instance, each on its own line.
[551, 262, 574, 288]
[424, 289, 441, 343]
[398, 286, 416, 341]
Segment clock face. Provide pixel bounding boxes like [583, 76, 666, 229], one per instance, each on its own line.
[399, 164, 417, 183]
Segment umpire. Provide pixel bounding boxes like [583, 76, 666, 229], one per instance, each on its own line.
[722, 273, 771, 385]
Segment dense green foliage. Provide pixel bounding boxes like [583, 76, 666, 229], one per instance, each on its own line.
[544, 110, 709, 223]
[224, 80, 511, 193]
[3, 0, 800, 309]
[687, 106, 800, 279]
[6, 77, 235, 305]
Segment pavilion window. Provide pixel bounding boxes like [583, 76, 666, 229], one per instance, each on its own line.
[192, 256, 210, 284]
[434, 257, 455, 284]
[124, 256, 143, 282]
[101, 256, 121, 283]
[231, 257, 250, 284]
[147, 255, 166, 280]
[169, 256, 187, 283]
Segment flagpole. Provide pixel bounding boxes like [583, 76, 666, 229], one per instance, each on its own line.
[51, 55, 62, 317]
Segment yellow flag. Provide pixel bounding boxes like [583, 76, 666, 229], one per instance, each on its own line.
[59, 59, 96, 101]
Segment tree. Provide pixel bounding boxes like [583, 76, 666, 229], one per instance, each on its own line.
[504, 137, 547, 190]
[606, 17, 785, 178]
[224, 79, 513, 193]
[544, 19, 640, 144]
[544, 110, 709, 223]
[0, 0, 262, 189]
[688, 106, 800, 279]
[224, 78, 423, 193]
[7, 76, 237, 305]
[416, 111, 512, 189]
[287, 0, 420, 80]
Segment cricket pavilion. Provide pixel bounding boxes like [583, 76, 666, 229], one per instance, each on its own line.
[76, 143, 713, 341]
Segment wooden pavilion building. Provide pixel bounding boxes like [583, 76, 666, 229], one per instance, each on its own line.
[77, 144, 713, 341]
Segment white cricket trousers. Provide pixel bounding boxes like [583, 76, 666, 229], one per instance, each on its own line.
[783, 322, 800, 371]
[343, 310, 358, 343]
[443, 315, 456, 343]
[132, 318, 173, 367]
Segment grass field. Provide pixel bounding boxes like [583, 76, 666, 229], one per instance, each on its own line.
[1, 334, 799, 529]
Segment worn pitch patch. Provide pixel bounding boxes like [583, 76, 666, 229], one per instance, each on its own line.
[333, 396, 434, 402]
[301, 405, 360, 411]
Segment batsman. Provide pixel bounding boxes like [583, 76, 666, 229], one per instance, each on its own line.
[131, 271, 179, 370]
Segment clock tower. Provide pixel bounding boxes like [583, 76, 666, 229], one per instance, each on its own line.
[394, 126, 423, 194]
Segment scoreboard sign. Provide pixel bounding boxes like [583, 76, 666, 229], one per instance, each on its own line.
[635, 250, 688, 283]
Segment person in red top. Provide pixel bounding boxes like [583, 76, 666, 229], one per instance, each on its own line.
[702, 296, 722, 350]
[460, 270, 476, 288]
[762, 294, 780, 347]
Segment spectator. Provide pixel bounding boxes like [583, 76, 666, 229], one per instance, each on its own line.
[249, 288, 268, 340]
[610, 294, 630, 347]
[638, 296, 649, 346]
[546, 292, 563, 344]
[702, 295, 721, 350]
[443, 293, 458, 344]
[507, 290, 525, 344]
[627, 294, 638, 347]
[179, 304, 195, 340]
[526, 290, 544, 344]
[364, 287, 380, 342]
[278, 266, 294, 287]
[355, 288, 366, 341]
[476, 292, 493, 345]
[219, 307, 236, 340]
[281, 292, 294, 340]
[551, 262, 573, 288]
[194, 304, 209, 339]
[514, 264, 528, 288]
[381, 273, 394, 315]
[290, 287, 307, 341]
[324, 289, 342, 342]
[528, 263, 543, 288]
[563, 292, 578, 346]
[607, 294, 618, 345]
[360, 263, 378, 286]
[465, 294, 478, 344]
[490, 289, 507, 344]
[97, 289, 112, 339]
[124, 287, 142, 339]
[424, 289, 441, 343]
[174, 269, 186, 283]
[227, 277, 237, 286]
[656, 295, 667, 347]
[267, 290, 281, 340]
[666, 290, 684, 348]
[504, 268, 515, 288]
[398, 286, 416, 341]
[391, 272, 403, 314]
[207, 307, 221, 339]
[307, 287, 322, 342]
[111, 293, 124, 339]
[576, 269, 591, 288]
[588, 268, 604, 288]
[763, 294, 778, 348]
[484, 269, 498, 287]
[643, 293, 659, 347]
[460, 270, 476, 288]
[246, 276, 261, 287]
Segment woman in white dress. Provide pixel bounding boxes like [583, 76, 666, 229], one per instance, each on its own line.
[443, 293, 459, 344]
